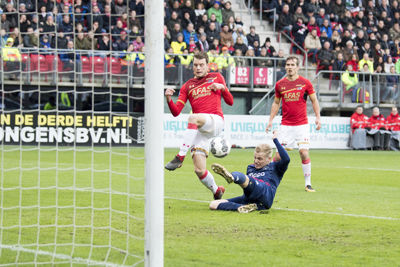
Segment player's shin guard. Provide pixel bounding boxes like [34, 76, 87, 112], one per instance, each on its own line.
[178, 123, 198, 159]
[199, 170, 218, 194]
[232, 171, 247, 185]
[217, 201, 242, 211]
[302, 159, 312, 186]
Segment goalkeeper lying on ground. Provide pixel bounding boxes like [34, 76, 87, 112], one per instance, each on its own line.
[210, 131, 290, 213]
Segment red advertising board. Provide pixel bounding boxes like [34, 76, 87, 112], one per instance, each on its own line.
[253, 67, 269, 85]
[234, 67, 250, 84]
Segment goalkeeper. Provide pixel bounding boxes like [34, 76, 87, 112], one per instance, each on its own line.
[210, 131, 290, 213]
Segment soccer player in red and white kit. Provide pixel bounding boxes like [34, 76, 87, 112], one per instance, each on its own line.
[265, 56, 321, 192]
[164, 52, 234, 199]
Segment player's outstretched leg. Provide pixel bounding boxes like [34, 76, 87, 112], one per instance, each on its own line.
[165, 156, 183, 171]
[211, 163, 233, 183]
[237, 203, 258, 213]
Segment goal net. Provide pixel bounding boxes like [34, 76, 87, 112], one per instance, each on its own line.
[0, 47, 146, 266]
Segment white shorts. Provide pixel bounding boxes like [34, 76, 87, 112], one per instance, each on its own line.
[191, 113, 224, 156]
[277, 124, 310, 150]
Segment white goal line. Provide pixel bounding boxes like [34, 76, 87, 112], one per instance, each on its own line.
[164, 196, 400, 221]
[0, 244, 140, 267]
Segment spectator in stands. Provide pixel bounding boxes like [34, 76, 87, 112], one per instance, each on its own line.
[307, 16, 320, 37]
[232, 25, 247, 44]
[372, 42, 385, 63]
[222, 1, 235, 24]
[171, 33, 187, 54]
[332, 52, 346, 90]
[387, 106, 400, 150]
[331, 30, 342, 49]
[209, 13, 221, 33]
[233, 49, 246, 67]
[358, 53, 374, 72]
[233, 36, 247, 55]
[292, 17, 307, 53]
[211, 38, 222, 53]
[59, 14, 73, 39]
[196, 14, 209, 31]
[252, 40, 261, 56]
[346, 53, 359, 71]
[255, 47, 270, 67]
[358, 42, 372, 59]
[75, 32, 94, 50]
[350, 106, 370, 149]
[293, 6, 308, 24]
[41, 15, 56, 45]
[382, 66, 399, 103]
[197, 33, 209, 52]
[341, 64, 359, 101]
[262, 37, 276, 57]
[245, 47, 255, 66]
[206, 22, 220, 44]
[40, 34, 51, 49]
[4, 3, 18, 29]
[246, 26, 260, 48]
[19, 14, 29, 35]
[195, 2, 207, 19]
[183, 23, 198, 45]
[274, 49, 286, 80]
[9, 28, 22, 48]
[1, 37, 21, 79]
[55, 31, 68, 49]
[384, 56, 395, 73]
[219, 23, 233, 47]
[389, 22, 400, 41]
[226, 16, 236, 32]
[23, 27, 39, 48]
[366, 106, 391, 150]
[343, 40, 357, 62]
[216, 46, 235, 70]
[317, 41, 335, 77]
[320, 19, 333, 39]
[315, 8, 329, 27]
[332, 0, 346, 21]
[395, 55, 400, 74]
[234, 15, 244, 28]
[0, 14, 11, 33]
[178, 48, 193, 69]
[113, 31, 129, 51]
[208, 1, 223, 24]
[97, 33, 111, 51]
[277, 4, 293, 33]
[304, 28, 321, 64]
[170, 22, 182, 42]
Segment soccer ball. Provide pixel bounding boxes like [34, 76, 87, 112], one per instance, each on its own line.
[210, 136, 231, 158]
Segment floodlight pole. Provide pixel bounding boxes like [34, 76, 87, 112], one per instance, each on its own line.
[144, 0, 164, 266]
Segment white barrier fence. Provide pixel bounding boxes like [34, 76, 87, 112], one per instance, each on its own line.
[164, 114, 351, 149]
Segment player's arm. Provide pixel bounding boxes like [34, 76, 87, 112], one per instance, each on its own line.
[210, 75, 234, 106]
[309, 93, 321, 130]
[272, 131, 290, 173]
[266, 96, 281, 132]
[165, 88, 187, 117]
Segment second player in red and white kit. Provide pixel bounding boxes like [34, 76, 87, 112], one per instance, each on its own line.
[266, 56, 321, 192]
[165, 52, 234, 200]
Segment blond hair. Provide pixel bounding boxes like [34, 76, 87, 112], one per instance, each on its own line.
[255, 144, 273, 158]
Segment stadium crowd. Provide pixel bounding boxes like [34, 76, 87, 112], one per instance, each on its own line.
[0, 0, 399, 102]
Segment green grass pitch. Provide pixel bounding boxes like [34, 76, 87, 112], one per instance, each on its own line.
[1, 147, 399, 266]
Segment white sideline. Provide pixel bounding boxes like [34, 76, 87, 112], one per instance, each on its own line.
[164, 196, 400, 221]
[0, 244, 135, 267]
[342, 166, 400, 172]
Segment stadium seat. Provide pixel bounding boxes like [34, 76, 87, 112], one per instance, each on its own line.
[30, 54, 48, 82]
[106, 57, 122, 83]
[90, 56, 106, 83]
